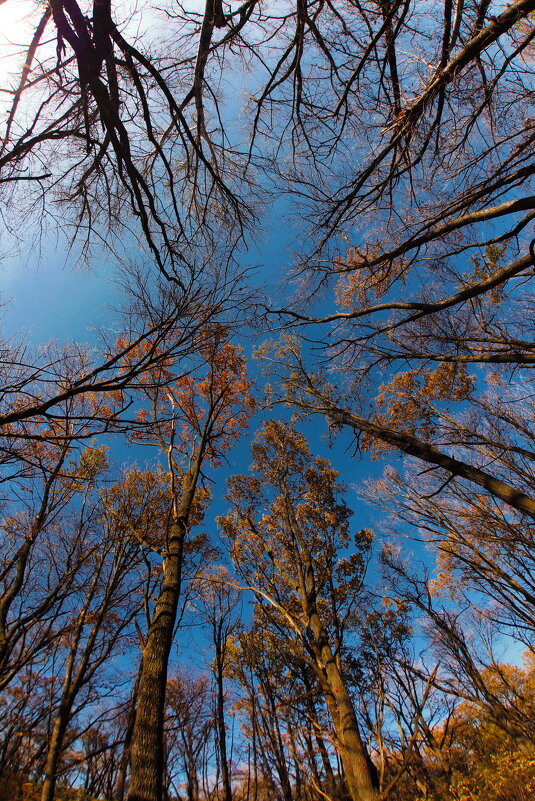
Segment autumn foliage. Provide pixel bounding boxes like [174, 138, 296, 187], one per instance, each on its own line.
[2, 1, 535, 800]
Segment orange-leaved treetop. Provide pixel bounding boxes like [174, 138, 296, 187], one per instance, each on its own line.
[219, 420, 379, 801]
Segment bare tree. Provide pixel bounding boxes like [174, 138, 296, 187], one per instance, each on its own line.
[1, 0, 255, 276]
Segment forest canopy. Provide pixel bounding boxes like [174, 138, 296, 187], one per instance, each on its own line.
[0, 1, 534, 801]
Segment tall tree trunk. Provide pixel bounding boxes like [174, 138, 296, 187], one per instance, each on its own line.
[41, 569, 99, 801]
[215, 647, 232, 801]
[116, 660, 143, 801]
[308, 610, 379, 801]
[301, 669, 337, 797]
[186, 747, 199, 801]
[250, 685, 259, 801]
[261, 678, 293, 801]
[41, 706, 70, 801]
[128, 517, 187, 801]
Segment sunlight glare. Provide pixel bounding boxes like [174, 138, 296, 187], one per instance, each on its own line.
[0, 0, 42, 87]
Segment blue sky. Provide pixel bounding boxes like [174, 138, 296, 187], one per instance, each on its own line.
[0, 207, 397, 615]
[2, 0, 523, 680]
[1, 240, 122, 345]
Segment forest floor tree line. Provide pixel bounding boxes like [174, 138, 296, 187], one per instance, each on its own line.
[0, 1, 535, 800]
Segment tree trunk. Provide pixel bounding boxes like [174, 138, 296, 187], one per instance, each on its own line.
[41, 705, 70, 801]
[215, 647, 232, 801]
[302, 673, 337, 798]
[264, 684, 293, 801]
[328, 687, 379, 801]
[116, 660, 143, 801]
[308, 610, 379, 801]
[128, 517, 186, 801]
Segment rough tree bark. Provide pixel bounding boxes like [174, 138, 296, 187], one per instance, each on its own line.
[128, 497, 191, 801]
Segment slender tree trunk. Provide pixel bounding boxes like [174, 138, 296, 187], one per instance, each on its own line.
[40, 543, 120, 801]
[302, 725, 323, 794]
[286, 719, 304, 801]
[315, 720, 337, 795]
[215, 648, 232, 801]
[116, 660, 143, 801]
[302, 669, 337, 797]
[186, 749, 199, 801]
[262, 680, 293, 801]
[250, 685, 259, 801]
[128, 517, 187, 801]
[41, 601, 89, 801]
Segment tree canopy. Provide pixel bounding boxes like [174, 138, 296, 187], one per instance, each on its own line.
[1, 1, 535, 800]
